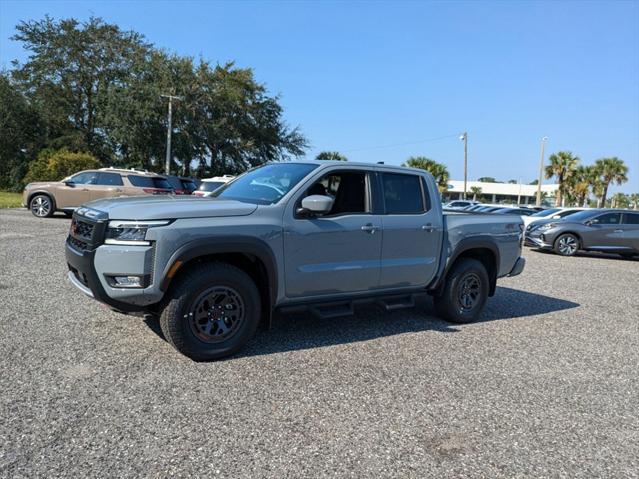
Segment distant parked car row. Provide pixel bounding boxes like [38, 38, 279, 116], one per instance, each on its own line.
[22, 167, 235, 217]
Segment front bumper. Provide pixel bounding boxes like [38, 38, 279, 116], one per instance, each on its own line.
[524, 230, 553, 249]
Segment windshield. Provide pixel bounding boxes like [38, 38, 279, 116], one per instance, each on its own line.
[212, 163, 318, 205]
[531, 208, 561, 217]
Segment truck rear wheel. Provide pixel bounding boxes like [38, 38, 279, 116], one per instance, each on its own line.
[159, 262, 261, 361]
[433, 258, 489, 324]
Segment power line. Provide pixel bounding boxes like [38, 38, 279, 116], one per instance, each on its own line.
[337, 133, 460, 153]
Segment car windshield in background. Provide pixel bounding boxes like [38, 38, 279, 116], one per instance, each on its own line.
[199, 181, 225, 192]
[212, 163, 318, 205]
[181, 180, 197, 192]
[128, 175, 171, 189]
[531, 208, 561, 217]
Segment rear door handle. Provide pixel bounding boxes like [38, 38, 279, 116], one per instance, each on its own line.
[614, 229, 623, 233]
[422, 224, 435, 232]
[361, 224, 377, 234]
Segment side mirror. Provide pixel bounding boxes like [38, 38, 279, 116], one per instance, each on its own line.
[64, 180, 75, 187]
[585, 220, 594, 226]
[298, 195, 334, 216]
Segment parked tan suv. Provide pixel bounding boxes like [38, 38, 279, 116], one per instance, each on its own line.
[23, 168, 173, 217]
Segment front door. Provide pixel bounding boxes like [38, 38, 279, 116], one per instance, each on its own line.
[378, 172, 443, 288]
[283, 169, 382, 298]
[56, 171, 98, 208]
[582, 212, 625, 250]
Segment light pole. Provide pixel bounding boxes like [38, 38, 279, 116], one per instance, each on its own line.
[161, 94, 183, 175]
[536, 136, 548, 206]
[459, 132, 468, 200]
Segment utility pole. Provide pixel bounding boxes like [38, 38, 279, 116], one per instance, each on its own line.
[161, 94, 183, 175]
[459, 132, 468, 200]
[536, 136, 548, 206]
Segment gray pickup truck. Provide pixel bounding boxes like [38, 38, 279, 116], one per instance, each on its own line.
[65, 161, 525, 360]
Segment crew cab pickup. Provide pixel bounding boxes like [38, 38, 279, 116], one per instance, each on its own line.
[65, 161, 525, 360]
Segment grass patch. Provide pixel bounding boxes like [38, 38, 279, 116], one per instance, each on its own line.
[0, 191, 23, 208]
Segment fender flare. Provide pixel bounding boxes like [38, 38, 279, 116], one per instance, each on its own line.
[158, 236, 279, 306]
[432, 237, 501, 296]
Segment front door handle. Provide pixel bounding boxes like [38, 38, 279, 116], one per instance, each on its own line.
[361, 224, 377, 234]
[614, 229, 623, 233]
[81, 188, 89, 192]
[422, 224, 435, 232]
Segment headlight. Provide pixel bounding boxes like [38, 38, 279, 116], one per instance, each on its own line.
[105, 220, 170, 245]
[537, 223, 557, 231]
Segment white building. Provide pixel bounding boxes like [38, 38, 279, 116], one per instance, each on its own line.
[443, 180, 559, 205]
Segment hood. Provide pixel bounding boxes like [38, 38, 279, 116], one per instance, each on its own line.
[26, 181, 63, 188]
[84, 195, 257, 220]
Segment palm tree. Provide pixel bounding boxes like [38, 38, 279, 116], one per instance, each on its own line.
[403, 156, 450, 192]
[630, 193, 639, 210]
[567, 165, 594, 207]
[315, 151, 347, 161]
[469, 186, 482, 201]
[592, 157, 628, 206]
[611, 193, 630, 209]
[545, 151, 579, 206]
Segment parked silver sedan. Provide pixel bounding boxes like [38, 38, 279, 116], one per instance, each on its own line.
[525, 209, 639, 258]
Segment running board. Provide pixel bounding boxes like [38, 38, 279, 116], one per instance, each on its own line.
[377, 295, 415, 311]
[309, 302, 354, 320]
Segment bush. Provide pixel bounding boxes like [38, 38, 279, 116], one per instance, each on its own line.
[24, 149, 101, 183]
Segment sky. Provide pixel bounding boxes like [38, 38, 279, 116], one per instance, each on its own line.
[1, 0, 638, 194]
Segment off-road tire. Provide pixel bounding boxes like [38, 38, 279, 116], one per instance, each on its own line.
[30, 194, 55, 218]
[433, 258, 489, 324]
[159, 262, 261, 361]
[553, 233, 579, 256]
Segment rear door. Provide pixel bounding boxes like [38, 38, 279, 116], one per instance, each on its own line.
[89, 172, 125, 201]
[582, 212, 624, 250]
[620, 213, 639, 253]
[378, 172, 443, 289]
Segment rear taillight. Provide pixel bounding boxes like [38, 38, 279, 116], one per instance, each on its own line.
[143, 188, 171, 195]
[193, 191, 205, 197]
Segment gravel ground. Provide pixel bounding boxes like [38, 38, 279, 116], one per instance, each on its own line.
[1, 208, 638, 478]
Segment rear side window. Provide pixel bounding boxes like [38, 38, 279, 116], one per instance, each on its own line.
[181, 179, 197, 192]
[623, 213, 639, 225]
[381, 173, 425, 214]
[128, 175, 171, 189]
[97, 172, 123, 186]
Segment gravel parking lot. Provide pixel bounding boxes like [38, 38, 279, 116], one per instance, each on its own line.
[1, 208, 638, 478]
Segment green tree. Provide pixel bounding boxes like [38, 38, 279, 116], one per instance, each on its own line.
[477, 176, 499, 183]
[469, 186, 482, 201]
[0, 73, 44, 190]
[24, 149, 101, 183]
[566, 165, 595, 207]
[630, 193, 639, 210]
[592, 157, 628, 207]
[315, 151, 347, 161]
[403, 156, 449, 192]
[545, 151, 579, 206]
[610, 192, 630, 209]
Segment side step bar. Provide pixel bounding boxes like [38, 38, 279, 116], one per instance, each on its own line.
[278, 292, 428, 320]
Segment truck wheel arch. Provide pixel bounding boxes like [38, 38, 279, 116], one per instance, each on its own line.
[435, 239, 500, 297]
[159, 237, 278, 310]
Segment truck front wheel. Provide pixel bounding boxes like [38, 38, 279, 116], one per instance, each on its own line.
[159, 262, 261, 361]
[433, 258, 489, 324]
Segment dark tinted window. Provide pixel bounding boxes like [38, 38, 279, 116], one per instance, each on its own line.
[128, 175, 171, 189]
[382, 173, 425, 214]
[97, 172, 123, 186]
[181, 179, 197, 192]
[594, 213, 621, 224]
[70, 172, 98, 184]
[531, 208, 561, 217]
[623, 213, 639, 225]
[213, 163, 318, 205]
[556, 209, 581, 218]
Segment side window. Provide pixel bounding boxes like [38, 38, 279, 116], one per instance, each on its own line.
[382, 173, 425, 214]
[301, 171, 368, 216]
[97, 172, 124, 186]
[70, 172, 98, 184]
[594, 213, 621, 225]
[623, 213, 639, 225]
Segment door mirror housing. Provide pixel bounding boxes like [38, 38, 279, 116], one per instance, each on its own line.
[64, 180, 75, 187]
[298, 195, 334, 216]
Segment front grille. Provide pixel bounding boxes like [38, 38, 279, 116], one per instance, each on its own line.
[67, 236, 88, 251]
[71, 218, 95, 240]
